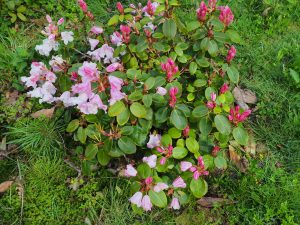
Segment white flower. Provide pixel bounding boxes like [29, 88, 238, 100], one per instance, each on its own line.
[142, 155, 157, 168]
[156, 87, 167, 96]
[61, 31, 74, 45]
[35, 39, 59, 56]
[129, 192, 143, 207]
[49, 55, 65, 72]
[153, 182, 169, 192]
[147, 133, 161, 148]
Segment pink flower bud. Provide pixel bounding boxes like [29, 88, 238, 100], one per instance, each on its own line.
[210, 92, 217, 101]
[183, 125, 190, 137]
[145, 177, 153, 185]
[169, 87, 178, 108]
[220, 83, 229, 94]
[172, 176, 186, 188]
[116, 2, 124, 14]
[78, 0, 88, 12]
[170, 197, 180, 210]
[180, 161, 193, 171]
[46, 15, 52, 23]
[208, 0, 217, 11]
[160, 157, 167, 165]
[197, 1, 207, 22]
[141, 195, 152, 211]
[124, 164, 137, 177]
[106, 62, 121, 73]
[57, 18, 64, 25]
[161, 58, 178, 82]
[226, 46, 236, 63]
[219, 6, 234, 27]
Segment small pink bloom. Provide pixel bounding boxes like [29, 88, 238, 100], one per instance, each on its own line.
[142, 0, 159, 17]
[78, 62, 99, 82]
[88, 38, 99, 50]
[57, 18, 64, 25]
[106, 62, 121, 73]
[70, 72, 78, 81]
[156, 87, 167, 96]
[129, 191, 143, 207]
[145, 177, 153, 185]
[206, 101, 216, 109]
[147, 133, 161, 149]
[89, 94, 108, 112]
[220, 83, 229, 94]
[78, 0, 88, 12]
[91, 26, 104, 35]
[228, 105, 251, 125]
[172, 176, 186, 188]
[226, 46, 236, 63]
[183, 125, 190, 137]
[142, 155, 157, 168]
[120, 25, 131, 44]
[108, 75, 126, 105]
[46, 15, 52, 23]
[141, 195, 152, 211]
[169, 87, 178, 108]
[197, 1, 207, 22]
[116, 2, 124, 14]
[161, 58, 179, 82]
[72, 82, 92, 96]
[124, 164, 137, 177]
[210, 92, 217, 101]
[170, 197, 180, 210]
[180, 161, 193, 171]
[160, 157, 167, 165]
[153, 182, 169, 192]
[219, 6, 234, 27]
[110, 31, 123, 46]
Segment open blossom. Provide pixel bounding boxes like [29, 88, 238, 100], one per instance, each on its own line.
[141, 195, 152, 211]
[142, 0, 159, 17]
[78, 0, 88, 12]
[170, 197, 180, 210]
[106, 62, 121, 73]
[156, 87, 167, 96]
[228, 105, 251, 125]
[157, 145, 173, 165]
[71, 82, 92, 96]
[110, 31, 123, 46]
[147, 133, 161, 148]
[61, 31, 74, 45]
[143, 155, 157, 168]
[88, 38, 99, 50]
[208, 0, 217, 11]
[172, 177, 186, 188]
[153, 182, 168, 192]
[197, 1, 207, 22]
[125, 164, 137, 177]
[91, 26, 103, 35]
[219, 6, 234, 27]
[116, 2, 124, 14]
[161, 58, 179, 82]
[180, 161, 193, 171]
[78, 62, 99, 82]
[27, 81, 57, 104]
[169, 87, 178, 108]
[49, 55, 66, 72]
[226, 46, 236, 63]
[220, 83, 229, 94]
[129, 191, 143, 207]
[42, 15, 63, 39]
[35, 38, 59, 56]
[108, 75, 126, 105]
[88, 44, 116, 64]
[120, 25, 131, 44]
[77, 94, 107, 114]
[180, 157, 209, 180]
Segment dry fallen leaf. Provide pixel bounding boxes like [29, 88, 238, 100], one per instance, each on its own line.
[229, 145, 248, 172]
[245, 132, 256, 155]
[31, 107, 55, 119]
[197, 197, 236, 208]
[233, 86, 257, 110]
[0, 181, 14, 193]
[5, 90, 19, 105]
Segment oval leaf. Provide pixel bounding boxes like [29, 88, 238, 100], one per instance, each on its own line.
[190, 179, 208, 198]
[149, 190, 167, 208]
[233, 127, 249, 146]
[214, 115, 231, 135]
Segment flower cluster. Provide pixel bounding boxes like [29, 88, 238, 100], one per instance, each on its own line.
[22, 0, 252, 212]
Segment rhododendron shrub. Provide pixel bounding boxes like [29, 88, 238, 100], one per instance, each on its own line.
[21, 0, 250, 212]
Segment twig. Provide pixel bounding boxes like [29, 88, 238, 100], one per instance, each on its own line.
[64, 158, 82, 177]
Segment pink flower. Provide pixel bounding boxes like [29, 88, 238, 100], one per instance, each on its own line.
[129, 191, 143, 207]
[147, 133, 161, 148]
[208, 0, 217, 11]
[153, 182, 169, 192]
[160, 157, 167, 165]
[49, 55, 65, 72]
[108, 75, 126, 105]
[91, 26, 104, 35]
[183, 125, 190, 137]
[142, 0, 159, 17]
[110, 31, 123, 46]
[180, 161, 193, 171]
[170, 197, 180, 210]
[156, 87, 167, 96]
[142, 155, 157, 168]
[120, 25, 131, 44]
[116, 2, 124, 14]
[220, 83, 229, 94]
[88, 44, 115, 64]
[88, 38, 99, 50]
[169, 87, 178, 108]
[210, 92, 217, 101]
[106, 62, 121, 73]
[226, 46, 236, 64]
[46, 15, 52, 23]
[219, 6, 234, 27]
[161, 58, 179, 82]
[197, 1, 207, 22]
[141, 195, 152, 211]
[57, 18, 64, 25]
[145, 177, 153, 185]
[72, 82, 92, 96]
[228, 105, 251, 125]
[78, 0, 88, 12]
[206, 92, 217, 109]
[124, 164, 137, 177]
[157, 145, 173, 165]
[89, 94, 108, 112]
[172, 177, 186, 188]
[78, 62, 99, 82]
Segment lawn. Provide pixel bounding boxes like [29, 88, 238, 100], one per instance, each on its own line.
[0, 0, 299, 224]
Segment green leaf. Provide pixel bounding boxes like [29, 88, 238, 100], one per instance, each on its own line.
[153, 42, 171, 52]
[152, 32, 164, 39]
[178, 55, 187, 63]
[214, 115, 231, 135]
[118, 137, 136, 154]
[200, 38, 210, 51]
[199, 118, 212, 135]
[126, 69, 141, 80]
[208, 40, 218, 57]
[196, 57, 210, 67]
[175, 45, 183, 56]
[17, 12, 27, 21]
[17, 5, 26, 13]
[190, 179, 208, 198]
[7, 1, 15, 10]
[163, 19, 177, 39]
[189, 62, 197, 75]
[226, 29, 242, 44]
[155, 107, 169, 124]
[66, 119, 79, 132]
[161, 134, 172, 146]
[227, 66, 240, 84]
[85, 144, 98, 160]
[144, 77, 156, 90]
[193, 79, 207, 87]
[168, 127, 181, 139]
[142, 95, 152, 107]
[130, 103, 147, 118]
[214, 155, 227, 169]
[10, 13, 17, 23]
[137, 163, 151, 178]
[170, 109, 187, 130]
[192, 105, 208, 118]
[77, 127, 87, 144]
[290, 68, 300, 83]
[108, 14, 119, 26]
[172, 147, 188, 159]
[117, 108, 130, 126]
[186, 21, 200, 32]
[149, 190, 167, 208]
[108, 101, 126, 117]
[186, 137, 199, 153]
[128, 90, 143, 101]
[233, 127, 249, 146]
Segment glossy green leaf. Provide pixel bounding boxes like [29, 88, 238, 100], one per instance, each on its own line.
[172, 147, 188, 159]
[233, 127, 249, 146]
[77, 127, 87, 144]
[108, 101, 126, 117]
[85, 143, 98, 160]
[149, 190, 167, 208]
[163, 19, 177, 39]
[66, 119, 79, 132]
[170, 109, 187, 130]
[186, 137, 199, 153]
[118, 136, 136, 154]
[214, 115, 231, 135]
[137, 163, 151, 178]
[130, 102, 147, 118]
[190, 179, 208, 198]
